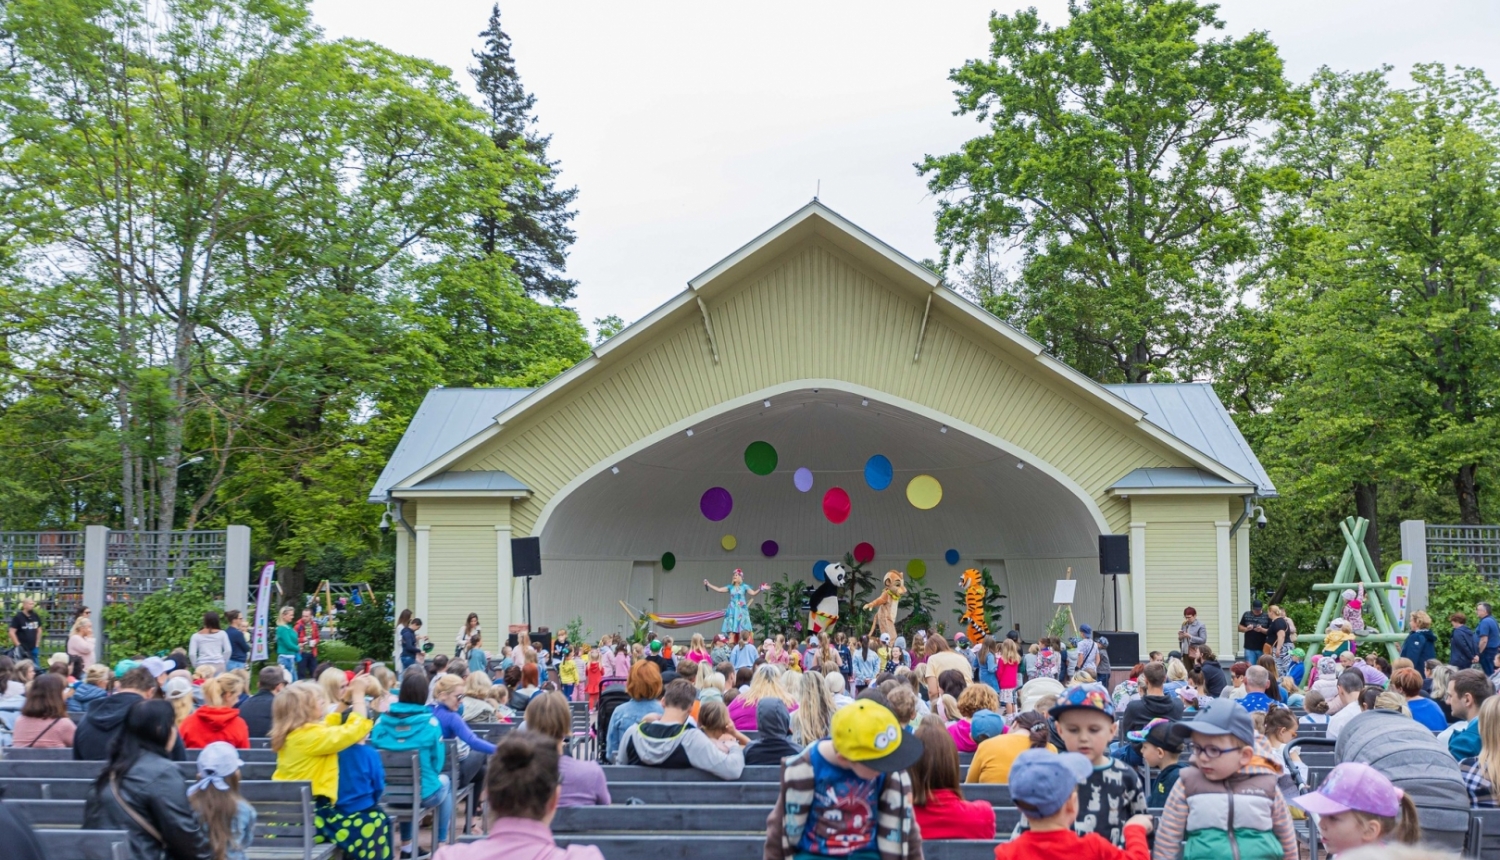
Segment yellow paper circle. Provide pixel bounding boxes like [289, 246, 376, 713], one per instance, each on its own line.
[721, 534, 738, 551]
[906, 474, 942, 510]
[908, 559, 927, 580]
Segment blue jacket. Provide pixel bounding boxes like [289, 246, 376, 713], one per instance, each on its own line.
[606, 698, 663, 760]
[369, 703, 446, 799]
[400, 626, 420, 658]
[67, 682, 109, 716]
[335, 742, 386, 814]
[1450, 625, 1479, 668]
[225, 626, 249, 663]
[1450, 718, 1482, 761]
[1400, 629, 1436, 669]
[851, 649, 880, 682]
[432, 702, 495, 755]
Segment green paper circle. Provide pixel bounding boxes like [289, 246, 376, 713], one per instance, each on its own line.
[744, 441, 778, 476]
[908, 559, 927, 580]
[661, 552, 676, 571]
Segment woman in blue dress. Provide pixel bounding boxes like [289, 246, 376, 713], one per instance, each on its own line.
[703, 569, 764, 642]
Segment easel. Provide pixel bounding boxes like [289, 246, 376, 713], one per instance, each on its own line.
[1050, 566, 1080, 637]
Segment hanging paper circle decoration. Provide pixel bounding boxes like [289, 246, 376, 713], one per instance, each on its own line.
[761, 540, 779, 558]
[905, 475, 942, 510]
[661, 552, 677, 571]
[793, 467, 814, 493]
[822, 487, 851, 524]
[864, 455, 893, 491]
[945, 548, 960, 566]
[908, 559, 927, 580]
[812, 559, 831, 581]
[853, 542, 875, 564]
[744, 441, 778, 476]
[721, 534, 738, 551]
[700, 487, 733, 521]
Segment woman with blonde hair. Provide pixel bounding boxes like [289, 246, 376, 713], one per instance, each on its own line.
[461, 672, 496, 722]
[685, 633, 711, 664]
[317, 667, 346, 714]
[272, 679, 389, 859]
[728, 663, 798, 730]
[697, 698, 750, 752]
[788, 667, 833, 747]
[1459, 695, 1500, 808]
[67, 615, 95, 679]
[163, 675, 196, 726]
[1162, 657, 1189, 696]
[699, 671, 727, 703]
[179, 676, 250, 748]
[1401, 610, 1438, 668]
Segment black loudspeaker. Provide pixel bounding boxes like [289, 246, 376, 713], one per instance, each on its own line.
[1099, 534, 1130, 575]
[511, 537, 542, 578]
[1093, 631, 1140, 667]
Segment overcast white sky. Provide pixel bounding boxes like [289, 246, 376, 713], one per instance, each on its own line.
[312, 1, 1500, 338]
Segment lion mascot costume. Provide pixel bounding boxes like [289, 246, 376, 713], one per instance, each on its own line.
[863, 569, 907, 642]
[807, 562, 846, 636]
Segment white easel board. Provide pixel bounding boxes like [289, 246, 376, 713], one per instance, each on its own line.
[1052, 579, 1077, 604]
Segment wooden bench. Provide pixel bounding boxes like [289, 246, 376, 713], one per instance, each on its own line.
[603, 781, 1013, 806]
[0, 760, 280, 781]
[32, 828, 128, 860]
[378, 749, 443, 858]
[2, 746, 279, 763]
[549, 803, 1028, 836]
[545, 834, 1002, 860]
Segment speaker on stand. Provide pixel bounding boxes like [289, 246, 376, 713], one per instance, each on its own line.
[1099, 535, 1130, 630]
[511, 537, 542, 631]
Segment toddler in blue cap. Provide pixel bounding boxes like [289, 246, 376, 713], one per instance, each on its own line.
[994, 748, 1153, 860]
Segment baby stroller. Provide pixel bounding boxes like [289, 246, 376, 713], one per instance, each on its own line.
[595, 678, 630, 763]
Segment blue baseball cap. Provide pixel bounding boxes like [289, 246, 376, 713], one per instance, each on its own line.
[1079, 624, 1093, 636]
[969, 709, 1006, 743]
[1010, 749, 1095, 818]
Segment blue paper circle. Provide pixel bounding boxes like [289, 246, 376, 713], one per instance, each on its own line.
[813, 559, 830, 582]
[945, 549, 960, 565]
[864, 455, 893, 491]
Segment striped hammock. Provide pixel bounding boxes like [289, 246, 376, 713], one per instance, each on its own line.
[645, 609, 726, 629]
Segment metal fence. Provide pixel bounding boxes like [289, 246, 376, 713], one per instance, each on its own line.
[1425, 524, 1500, 579]
[105, 529, 228, 603]
[0, 531, 87, 645]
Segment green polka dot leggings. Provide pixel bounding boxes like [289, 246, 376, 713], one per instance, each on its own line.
[314, 803, 394, 860]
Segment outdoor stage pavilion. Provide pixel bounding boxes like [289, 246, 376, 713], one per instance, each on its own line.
[370, 201, 1275, 658]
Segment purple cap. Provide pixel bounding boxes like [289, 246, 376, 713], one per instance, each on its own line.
[1290, 763, 1403, 818]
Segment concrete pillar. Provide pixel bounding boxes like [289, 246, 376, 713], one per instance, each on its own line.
[224, 525, 251, 617]
[414, 526, 431, 625]
[1130, 522, 1147, 649]
[82, 526, 109, 664]
[1216, 520, 1234, 658]
[1401, 520, 1428, 615]
[394, 525, 409, 662]
[495, 525, 515, 630]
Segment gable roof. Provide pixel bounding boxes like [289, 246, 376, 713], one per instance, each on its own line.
[1103, 384, 1276, 497]
[1109, 467, 1255, 494]
[373, 202, 1272, 499]
[368, 387, 532, 502]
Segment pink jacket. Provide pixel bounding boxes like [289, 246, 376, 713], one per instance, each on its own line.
[433, 818, 603, 860]
[610, 651, 630, 678]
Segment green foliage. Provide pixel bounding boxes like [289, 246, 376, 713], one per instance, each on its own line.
[316, 641, 362, 667]
[335, 596, 394, 661]
[565, 615, 591, 646]
[750, 574, 804, 639]
[1427, 573, 1493, 663]
[593, 315, 626, 345]
[103, 566, 223, 663]
[899, 582, 944, 637]
[951, 568, 1007, 634]
[1045, 607, 1072, 641]
[921, 0, 1295, 382]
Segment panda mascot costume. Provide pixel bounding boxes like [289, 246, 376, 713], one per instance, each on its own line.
[807, 562, 846, 637]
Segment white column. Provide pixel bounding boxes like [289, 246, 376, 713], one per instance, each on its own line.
[1237, 527, 1251, 625]
[495, 525, 514, 629]
[394, 525, 409, 661]
[1401, 520, 1428, 615]
[1216, 520, 1233, 657]
[1130, 522, 1147, 651]
[83, 525, 109, 664]
[224, 525, 252, 618]
[414, 525, 431, 625]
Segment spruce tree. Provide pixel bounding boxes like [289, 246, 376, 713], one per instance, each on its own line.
[471, 4, 579, 302]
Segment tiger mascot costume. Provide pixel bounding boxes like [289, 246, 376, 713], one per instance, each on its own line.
[958, 568, 991, 642]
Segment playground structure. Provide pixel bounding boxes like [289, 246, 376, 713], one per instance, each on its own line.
[1294, 516, 1409, 662]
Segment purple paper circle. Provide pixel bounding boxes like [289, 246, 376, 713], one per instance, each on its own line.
[761, 540, 779, 558]
[700, 487, 733, 522]
[793, 467, 814, 493]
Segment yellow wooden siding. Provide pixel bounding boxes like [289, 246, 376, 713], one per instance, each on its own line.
[1143, 522, 1219, 655]
[414, 498, 508, 528]
[427, 526, 498, 651]
[458, 240, 1194, 539]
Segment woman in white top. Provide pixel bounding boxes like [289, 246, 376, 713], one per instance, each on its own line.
[456, 612, 481, 654]
[67, 616, 96, 675]
[187, 610, 232, 673]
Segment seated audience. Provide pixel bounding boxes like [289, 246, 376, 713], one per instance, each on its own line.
[967, 710, 1055, 784]
[1459, 695, 1499, 808]
[75, 666, 166, 760]
[1390, 668, 1445, 731]
[615, 679, 745, 779]
[237, 666, 283, 739]
[949, 684, 999, 754]
[1447, 669, 1490, 760]
[82, 699, 210, 858]
[744, 698, 803, 765]
[728, 663, 797, 731]
[178, 676, 251, 749]
[790, 668, 834, 747]
[909, 715, 995, 839]
[525, 691, 610, 807]
[371, 670, 455, 846]
[604, 661, 663, 760]
[68, 663, 111, 717]
[12, 674, 74, 748]
[993, 749, 1153, 860]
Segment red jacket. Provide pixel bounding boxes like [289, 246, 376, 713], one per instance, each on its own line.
[178, 706, 250, 749]
[993, 823, 1150, 860]
[913, 789, 996, 840]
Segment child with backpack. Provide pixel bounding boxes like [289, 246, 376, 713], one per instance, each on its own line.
[188, 742, 257, 860]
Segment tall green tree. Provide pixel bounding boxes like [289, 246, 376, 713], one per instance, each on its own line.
[920, 0, 1294, 382]
[470, 4, 579, 303]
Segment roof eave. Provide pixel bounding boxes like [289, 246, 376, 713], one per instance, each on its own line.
[1109, 485, 1257, 497]
[389, 489, 532, 500]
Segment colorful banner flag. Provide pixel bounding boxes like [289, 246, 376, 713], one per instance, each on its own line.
[251, 561, 276, 661]
[1388, 560, 1413, 632]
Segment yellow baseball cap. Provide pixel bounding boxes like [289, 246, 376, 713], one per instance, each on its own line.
[830, 700, 925, 773]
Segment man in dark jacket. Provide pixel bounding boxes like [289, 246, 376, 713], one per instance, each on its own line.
[1117, 662, 1183, 741]
[1449, 612, 1479, 669]
[82, 700, 211, 860]
[237, 665, 285, 739]
[73, 667, 158, 761]
[744, 698, 803, 765]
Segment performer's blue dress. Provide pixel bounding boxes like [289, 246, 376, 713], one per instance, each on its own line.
[721, 583, 752, 634]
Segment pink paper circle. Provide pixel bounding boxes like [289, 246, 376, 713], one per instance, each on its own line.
[700, 487, 733, 522]
[794, 467, 813, 493]
[853, 542, 875, 564]
[822, 487, 851, 524]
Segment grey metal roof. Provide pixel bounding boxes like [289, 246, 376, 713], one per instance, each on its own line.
[397, 471, 530, 494]
[1110, 467, 1253, 492]
[1102, 383, 1277, 497]
[367, 388, 533, 502]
